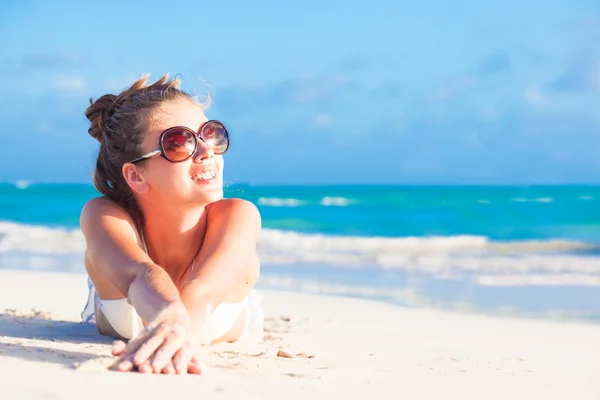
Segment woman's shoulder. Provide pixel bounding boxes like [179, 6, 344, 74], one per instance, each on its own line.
[80, 196, 137, 228]
[81, 196, 130, 215]
[207, 197, 259, 213]
[206, 198, 262, 226]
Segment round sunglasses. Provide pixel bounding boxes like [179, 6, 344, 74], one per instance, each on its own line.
[129, 120, 230, 164]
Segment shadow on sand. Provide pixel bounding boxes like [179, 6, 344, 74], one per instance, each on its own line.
[0, 313, 114, 367]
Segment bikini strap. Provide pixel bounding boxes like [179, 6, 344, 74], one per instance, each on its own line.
[139, 227, 149, 255]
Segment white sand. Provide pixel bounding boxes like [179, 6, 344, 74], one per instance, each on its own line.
[0, 269, 598, 399]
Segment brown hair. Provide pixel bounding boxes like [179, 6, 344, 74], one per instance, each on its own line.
[85, 74, 205, 215]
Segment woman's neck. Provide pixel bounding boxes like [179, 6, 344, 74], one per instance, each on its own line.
[138, 203, 209, 279]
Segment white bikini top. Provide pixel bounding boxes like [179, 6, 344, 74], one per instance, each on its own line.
[137, 227, 253, 345]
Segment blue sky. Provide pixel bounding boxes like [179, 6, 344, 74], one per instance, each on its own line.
[1, 0, 600, 185]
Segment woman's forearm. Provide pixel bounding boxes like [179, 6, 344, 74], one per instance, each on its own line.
[127, 262, 189, 323]
[178, 252, 260, 343]
[80, 199, 191, 325]
[179, 286, 214, 343]
[180, 199, 261, 302]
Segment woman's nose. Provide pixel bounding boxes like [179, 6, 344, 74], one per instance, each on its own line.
[192, 137, 215, 162]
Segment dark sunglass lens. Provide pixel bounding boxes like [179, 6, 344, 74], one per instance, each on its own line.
[201, 121, 229, 154]
[162, 129, 196, 161]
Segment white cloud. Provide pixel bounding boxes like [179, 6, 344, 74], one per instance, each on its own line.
[480, 107, 500, 121]
[107, 74, 139, 92]
[34, 121, 52, 134]
[22, 51, 85, 69]
[285, 73, 349, 103]
[53, 75, 85, 93]
[524, 84, 548, 108]
[429, 75, 476, 101]
[314, 113, 333, 127]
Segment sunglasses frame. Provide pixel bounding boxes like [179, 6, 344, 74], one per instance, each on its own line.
[128, 120, 230, 164]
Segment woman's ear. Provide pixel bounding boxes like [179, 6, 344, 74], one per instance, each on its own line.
[122, 163, 149, 195]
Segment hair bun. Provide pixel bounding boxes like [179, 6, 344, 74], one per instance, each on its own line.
[85, 94, 118, 143]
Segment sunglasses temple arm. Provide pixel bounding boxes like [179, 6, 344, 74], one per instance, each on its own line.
[129, 149, 162, 164]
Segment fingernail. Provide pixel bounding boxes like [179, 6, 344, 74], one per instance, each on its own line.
[116, 360, 133, 371]
[139, 364, 152, 374]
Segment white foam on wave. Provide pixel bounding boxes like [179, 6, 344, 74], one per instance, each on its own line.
[320, 196, 351, 206]
[476, 274, 600, 286]
[258, 275, 427, 303]
[1, 221, 599, 277]
[511, 197, 553, 203]
[257, 197, 304, 207]
[14, 180, 33, 190]
[258, 228, 595, 255]
[256, 196, 352, 207]
[257, 229, 600, 274]
[0, 222, 85, 253]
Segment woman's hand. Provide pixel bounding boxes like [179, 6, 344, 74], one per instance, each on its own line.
[110, 305, 202, 375]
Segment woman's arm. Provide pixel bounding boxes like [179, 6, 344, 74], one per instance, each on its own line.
[178, 198, 262, 339]
[80, 197, 185, 319]
[80, 197, 199, 374]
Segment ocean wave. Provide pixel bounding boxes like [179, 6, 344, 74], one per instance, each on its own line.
[257, 229, 600, 274]
[258, 228, 596, 255]
[257, 196, 352, 207]
[1, 221, 600, 276]
[14, 180, 33, 189]
[0, 222, 85, 253]
[319, 196, 351, 206]
[476, 274, 600, 286]
[511, 197, 553, 203]
[257, 197, 305, 207]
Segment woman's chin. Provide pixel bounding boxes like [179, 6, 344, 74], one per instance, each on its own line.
[194, 184, 224, 203]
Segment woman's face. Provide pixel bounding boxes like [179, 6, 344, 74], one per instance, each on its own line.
[137, 98, 225, 207]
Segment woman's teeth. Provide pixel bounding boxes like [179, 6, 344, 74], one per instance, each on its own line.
[192, 170, 216, 180]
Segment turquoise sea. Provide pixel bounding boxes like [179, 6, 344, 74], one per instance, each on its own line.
[1, 182, 599, 322]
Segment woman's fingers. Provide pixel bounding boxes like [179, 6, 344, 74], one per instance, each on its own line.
[149, 326, 186, 373]
[114, 327, 155, 361]
[137, 361, 153, 374]
[132, 332, 167, 366]
[113, 357, 135, 372]
[110, 313, 203, 375]
[162, 360, 176, 375]
[111, 340, 127, 356]
[188, 355, 203, 374]
[172, 344, 195, 375]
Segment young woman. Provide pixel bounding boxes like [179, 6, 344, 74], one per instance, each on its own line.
[79, 74, 263, 375]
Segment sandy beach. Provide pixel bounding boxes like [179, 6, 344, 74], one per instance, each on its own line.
[0, 269, 598, 399]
